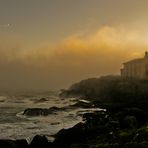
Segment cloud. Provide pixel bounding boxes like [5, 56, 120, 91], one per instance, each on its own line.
[0, 26, 147, 90]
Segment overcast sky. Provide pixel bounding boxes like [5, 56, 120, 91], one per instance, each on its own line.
[0, 0, 148, 91]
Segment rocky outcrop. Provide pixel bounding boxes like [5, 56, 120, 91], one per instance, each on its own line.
[23, 106, 66, 116]
[2, 107, 148, 148]
[70, 100, 95, 108]
[0, 136, 52, 148]
[0, 139, 28, 148]
[29, 135, 52, 148]
[23, 108, 51, 116]
[3, 76, 148, 147]
[52, 108, 148, 148]
[23, 99, 97, 117]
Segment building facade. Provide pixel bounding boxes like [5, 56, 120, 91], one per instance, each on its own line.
[121, 52, 148, 79]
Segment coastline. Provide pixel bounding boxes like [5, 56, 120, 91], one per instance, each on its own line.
[1, 76, 148, 147]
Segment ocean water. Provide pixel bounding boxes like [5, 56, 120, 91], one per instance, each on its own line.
[0, 91, 101, 142]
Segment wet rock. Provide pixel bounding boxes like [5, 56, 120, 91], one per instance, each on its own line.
[123, 142, 138, 148]
[34, 98, 48, 103]
[138, 141, 148, 148]
[133, 124, 148, 142]
[50, 122, 60, 125]
[123, 142, 148, 148]
[53, 122, 86, 148]
[23, 106, 66, 116]
[15, 140, 28, 148]
[23, 108, 52, 116]
[83, 111, 109, 127]
[29, 135, 52, 148]
[49, 106, 62, 112]
[0, 140, 18, 148]
[124, 108, 148, 126]
[70, 100, 94, 108]
[122, 116, 138, 129]
[0, 139, 28, 148]
[90, 143, 120, 148]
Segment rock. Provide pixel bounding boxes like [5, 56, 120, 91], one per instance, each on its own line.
[53, 122, 86, 148]
[123, 141, 148, 148]
[122, 116, 138, 129]
[34, 98, 48, 103]
[0, 139, 28, 148]
[124, 108, 148, 126]
[70, 100, 94, 108]
[48, 106, 61, 112]
[83, 111, 109, 127]
[23, 106, 66, 116]
[50, 122, 60, 125]
[123, 142, 138, 148]
[133, 124, 148, 142]
[90, 143, 120, 148]
[0, 140, 18, 148]
[29, 135, 52, 148]
[139, 141, 148, 148]
[23, 108, 51, 116]
[115, 108, 146, 128]
[15, 140, 28, 148]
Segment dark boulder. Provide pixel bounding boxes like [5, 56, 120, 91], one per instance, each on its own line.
[124, 108, 148, 126]
[0, 140, 18, 148]
[23, 106, 68, 116]
[122, 116, 138, 129]
[0, 139, 28, 148]
[53, 122, 86, 148]
[23, 108, 51, 116]
[15, 140, 28, 148]
[133, 124, 148, 142]
[29, 135, 52, 148]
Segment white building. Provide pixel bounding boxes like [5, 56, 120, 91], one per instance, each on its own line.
[121, 52, 148, 79]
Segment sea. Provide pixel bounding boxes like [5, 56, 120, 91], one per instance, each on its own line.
[0, 91, 101, 142]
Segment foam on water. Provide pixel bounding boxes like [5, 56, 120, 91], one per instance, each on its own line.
[0, 92, 101, 141]
[0, 93, 77, 140]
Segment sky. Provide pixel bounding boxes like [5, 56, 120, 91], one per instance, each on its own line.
[0, 0, 148, 91]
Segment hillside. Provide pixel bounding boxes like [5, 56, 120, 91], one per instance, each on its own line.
[60, 75, 148, 111]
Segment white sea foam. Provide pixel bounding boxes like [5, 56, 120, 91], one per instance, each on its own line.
[0, 93, 77, 140]
[0, 92, 101, 141]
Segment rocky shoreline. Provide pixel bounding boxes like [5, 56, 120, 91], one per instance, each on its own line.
[1, 107, 148, 148]
[1, 76, 148, 148]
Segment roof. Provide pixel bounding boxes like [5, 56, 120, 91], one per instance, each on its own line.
[123, 58, 144, 65]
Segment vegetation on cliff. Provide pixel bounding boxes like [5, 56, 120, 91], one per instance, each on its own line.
[60, 75, 148, 111]
[57, 76, 148, 147]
